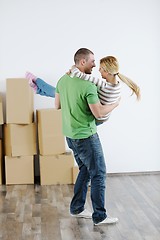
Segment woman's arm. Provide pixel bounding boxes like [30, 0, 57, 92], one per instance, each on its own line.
[70, 66, 107, 89]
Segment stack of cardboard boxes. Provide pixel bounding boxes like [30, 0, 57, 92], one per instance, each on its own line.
[2, 78, 76, 185]
[0, 96, 4, 185]
[37, 108, 74, 185]
[4, 79, 37, 184]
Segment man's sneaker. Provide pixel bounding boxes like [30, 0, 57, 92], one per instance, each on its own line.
[94, 216, 118, 225]
[71, 209, 92, 219]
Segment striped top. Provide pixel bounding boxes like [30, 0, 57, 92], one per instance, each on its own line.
[70, 67, 121, 121]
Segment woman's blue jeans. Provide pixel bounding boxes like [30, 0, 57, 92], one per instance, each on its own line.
[36, 78, 55, 97]
[66, 133, 107, 224]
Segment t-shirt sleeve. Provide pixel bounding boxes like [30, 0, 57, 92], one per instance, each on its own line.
[86, 84, 99, 104]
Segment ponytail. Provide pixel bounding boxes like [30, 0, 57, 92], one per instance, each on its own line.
[117, 73, 141, 100]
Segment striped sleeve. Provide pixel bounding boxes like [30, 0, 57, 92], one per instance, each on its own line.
[70, 67, 121, 105]
[70, 67, 107, 88]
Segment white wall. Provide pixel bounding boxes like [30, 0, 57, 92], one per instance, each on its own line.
[0, 0, 160, 173]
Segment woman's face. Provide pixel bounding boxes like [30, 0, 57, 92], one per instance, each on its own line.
[99, 65, 108, 79]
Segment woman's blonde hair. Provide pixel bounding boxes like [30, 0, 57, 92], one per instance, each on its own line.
[100, 56, 141, 100]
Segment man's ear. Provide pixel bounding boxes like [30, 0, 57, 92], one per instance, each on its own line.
[80, 58, 86, 66]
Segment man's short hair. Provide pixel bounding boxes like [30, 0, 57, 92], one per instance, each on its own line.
[74, 48, 94, 64]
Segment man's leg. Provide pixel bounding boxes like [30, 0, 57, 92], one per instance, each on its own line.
[66, 134, 107, 224]
[66, 137, 90, 215]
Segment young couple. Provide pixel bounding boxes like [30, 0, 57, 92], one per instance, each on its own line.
[26, 48, 140, 225]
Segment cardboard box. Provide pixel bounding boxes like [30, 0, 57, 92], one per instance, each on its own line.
[6, 78, 34, 124]
[0, 96, 4, 124]
[4, 123, 37, 157]
[0, 140, 2, 185]
[5, 156, 34, 185]
[37, 108, 66, 155]
[40, 152, 74, 185]
[72, 166, 79, 184]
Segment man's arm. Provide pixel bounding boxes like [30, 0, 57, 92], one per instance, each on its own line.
[55, 93, 61, 109]
[89, 100, 120, 119]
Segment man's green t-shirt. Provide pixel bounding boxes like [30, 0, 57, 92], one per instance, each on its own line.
[56, 74, 99, 139]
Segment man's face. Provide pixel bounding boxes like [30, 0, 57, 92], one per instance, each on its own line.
[84, 54, 96, 74]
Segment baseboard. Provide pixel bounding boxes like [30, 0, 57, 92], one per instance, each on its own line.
[107, 171, 160, 177]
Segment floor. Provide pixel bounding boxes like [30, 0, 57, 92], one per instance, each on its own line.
[0, 173, 160, 240]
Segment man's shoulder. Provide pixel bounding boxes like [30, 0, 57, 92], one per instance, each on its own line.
[59, 74, 69, 81]
[57, 74, 97, 92]
[57, 74, 69, 85]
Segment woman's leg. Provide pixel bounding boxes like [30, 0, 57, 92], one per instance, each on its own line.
[25, 72, 55, 97]
[36, 78, 55, 97]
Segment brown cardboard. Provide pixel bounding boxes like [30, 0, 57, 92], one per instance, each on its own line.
[5, 156, 34, 185]
[72, 166, 79, 184]
[0, 140, 2, 184]
[6, 78, 34, 124]
[37, 108, 66, 155]
[4, 123, 37, 156]
[0, 96, 4, 124]
[40, 152, 74, 185]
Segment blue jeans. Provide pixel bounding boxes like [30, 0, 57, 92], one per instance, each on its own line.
[36, 78, 55, 97]
[66, 133, 107, 224]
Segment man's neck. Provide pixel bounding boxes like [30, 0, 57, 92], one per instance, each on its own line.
[75, 65, 85, 73]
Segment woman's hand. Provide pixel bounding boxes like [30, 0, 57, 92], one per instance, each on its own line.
[66, 65, 76, 75]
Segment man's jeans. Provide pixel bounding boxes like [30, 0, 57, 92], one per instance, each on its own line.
[66, 133, 107, 224]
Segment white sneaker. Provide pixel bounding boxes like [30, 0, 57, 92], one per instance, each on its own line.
[94, 216, 118, 225]
[71, 209, 92, 219]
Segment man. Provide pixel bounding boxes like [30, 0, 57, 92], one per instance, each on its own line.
[55, 48, 119, 225]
